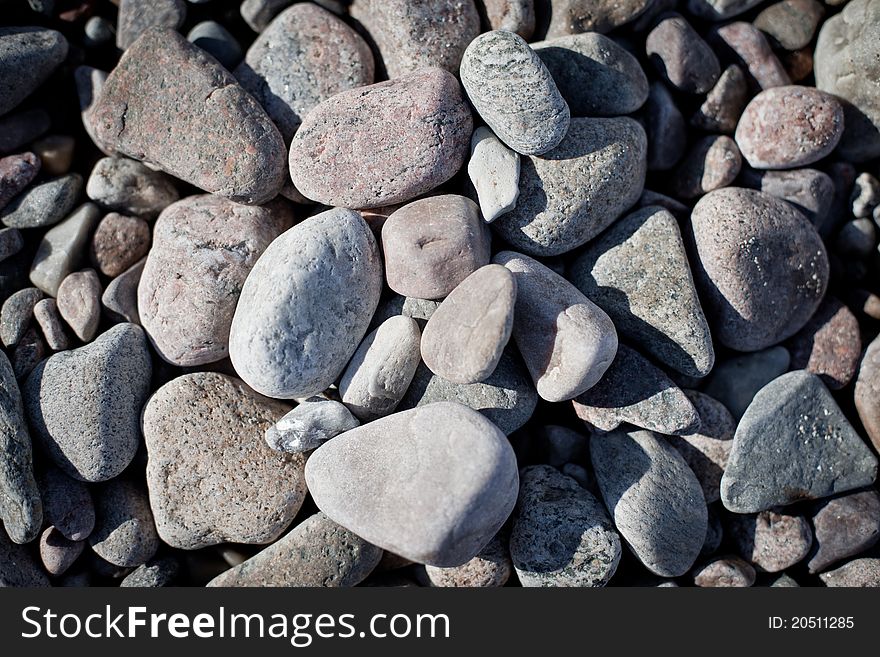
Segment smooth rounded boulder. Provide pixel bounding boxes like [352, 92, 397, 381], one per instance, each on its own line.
[305, 402, 519, 567]
[229, 209, 382, 400]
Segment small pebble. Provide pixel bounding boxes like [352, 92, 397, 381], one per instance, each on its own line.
[754, 0, 825, 51]
[305, 402, 519, 567]
[265, 397, 360, 454]
[642, 81, 686, 171]
[120, 556, 180, 588]
[39, 527, 84, 576]
[808, 490, 880, 574]
[116, 0, 186, 50]
[703, 347, 791, 420]
[467, 127, 520, 223]
[425, 533, 512, 587]
[89, 212, 150, 278]
[33, 299, 69, 351]
[726, 510, 813, 572]
[29, 203, 101, 297]
[591, 429, 707, 577]
[1, 173, 82, 229]
[573, 344, 699, 436]
[86, 157, 179, 219]
[712, 22, 791, 90]
[771, 573, 800, 587]
[38, 465, 94, 541]
[646, 14, 720, 95]
[721, 370, 879, 513]
[671, 135, 741, 199]
[102, 258, 144, 325]
[739, 167, 835, 229]
[0, 27, 68, 117]
[787, 297, 861, 390]
[0, 152, 40, 212]
[11, 326, 44, 381]
[240, 0, 293, 32]
[83, 16, 114, 48]
[88, 479, 159, 568]
[542, 0, 652, 36]
[851, 173, 880, 218]
[687, 0, 763, 20]
[496, 251, 617, 402]
[207, 513, 382, 587]
[0, 287, 42, 347]
[691, 65, 749, 133]
[693, 556, 756, 587]
[187, 21, 242, 70]
[480, 0, 535, 39]
[31, 135, 75, 176]
[819, 558, 880, 587]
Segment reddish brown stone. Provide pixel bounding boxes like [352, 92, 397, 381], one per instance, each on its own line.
[90, 213, 151, 278]
[712, 22, 791, 90]
[787, 296, 861, 390]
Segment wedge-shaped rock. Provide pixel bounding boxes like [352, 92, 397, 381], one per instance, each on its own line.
[91, 28, 286, 205]
[573, 343, 699, 435]
[591, 429, 708, 577]
[570, 206, 714, 377]
[228, 209, 382, 399]
[0, 27, 68, 118]
[305, 402, 519, 567]
[721, 371, 879, 513]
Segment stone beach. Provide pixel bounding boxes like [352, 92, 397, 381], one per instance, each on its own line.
[0, 0, 877, 591]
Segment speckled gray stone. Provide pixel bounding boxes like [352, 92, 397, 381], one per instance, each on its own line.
[591, 429, 708, 577]
[511, 465, 621, 587]
[350, 0, 480, 78]
[38, 465, 94, 541]
[693, 556, 756, 587]
[468, 127, 520, 223]
[398, 350, 537, 435]
[703, 347, 791, 420]
[496, 251, 617, 402]
[808, 490, 880, 574]
[39, 527, 83, 576]
[265, 397, 360, 454]
[689, 188, 829, 352]
[739, 168, 835, 229]
[0, 530, 49, 586]
[103, 258, 144, 325]
[339, 316, 421, 421]
[289, 68, 473, 209]
[0, 27, 68, 118]
[120, 556, 180, 588]
[187, 21, 242, 70]
[666, 391, 735, 504]
[461, 31, 569, 156]
[542, 0, 653, 36]
[1, 174, 81, 229]
[235, 3, 373, 143]
[570, 206, 714, 378]
[721, 371, 879, 513]
[86, 157, 179, 219]
[116, 0, 186, 50]
[643, 81, 686, 171]
[208, 512, 382, 587]
[29, 203, 101, 297]
[424, 533, 512, 587]
[57, 269, 101, 343]
[814, 0, 880, 162]
[91, 28, 286, 205]
[139, 195, 292, 367]
[33, 299, 68, 351]
[726, 510, 813, 572]
[819, 558, 880, 587]
[143, 372, 307, 549]
[0, 349, 41, 544]
[691, 65, 748, 134]
[646, 14, 720, 95]
[0, 287, 42, 348]
[534, 32, 648, 117]
[421, 265, 515, 385]
[306, 402, 518, 567]
[491, 117, 646, 257]
[573, 344, 700, 436]
[0, 152, 40, 213]
[771, 573, 800, 587]
[89, 479, 159, 568]
[23, 323, 152, 482]
[229, 209, 382, 399]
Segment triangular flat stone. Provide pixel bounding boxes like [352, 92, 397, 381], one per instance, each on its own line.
[721, 370, 879, 513]
[570, 205, 714, 377]
[572, 343, 700, 435]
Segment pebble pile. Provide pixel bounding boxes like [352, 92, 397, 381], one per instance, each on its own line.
[0, 0, 879, 589]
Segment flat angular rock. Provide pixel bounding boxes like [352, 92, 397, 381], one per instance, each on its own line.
[461, 30, 569, 156]
[265, 397, 360, 454]
[491, 117, 646, 257]
[511, 465, 621, 587]
[0, 350, 41, 544]
[86, 157, 179, 219]
[305, 402, 519, 567]
[468, 127, 520, 223]
[91, 28, 286, 205]
[89, 479, 159, 568]
[116, 0, 186, 50]
[570, 206, 714, 378]
[421, 265, 515, 384]
[139, 195, 292, 367]
[0, 27, 68, 117]
[23, 324, 152, 482]
[29, 203, 101, 297]
[591, 429, 708, 577]
[349, 0, 480, 78]
[38, 465, 94, 541]
[689, 188, 829, 352]
[143, 372, 307, 549]
[726, 510, 812, 572]
[534, 32, 648, 117]
[289, 68, 472, 209]
[1, 174, 82, 229]
[808, 490, 880, 574]
[787, 297, 860, 390]
[495, 251, 617, 402]
[819, 558, 880, 587]
[703, 347, 791, 420]
[120, 556, 180, 588]
[573, 344, 699, 436]
[102, 258, 144, 325]
[339, 316, 421, 421]
[721, 371, 879, 513]
[229, 209, 382, 399]
[207, 513, 382, 587]
[425, 534, 512, 587]
[235, 3, 374, 143]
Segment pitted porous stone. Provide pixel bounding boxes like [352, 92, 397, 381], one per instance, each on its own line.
[306, 402, 519, 567]
[721, 371, 879, 513]
[228, 209, 382, 400]
[0, 530, 49, 587]
[460, 30, 569, 156]
[591, 429, 708, 578]
[425, 534, 513, 587]
[819, 558, 880, 587]
[143, 372, 307, 550]
[289, 68, 473, 209]
[0, 27, 68, 118]
[91, 28, 286, 205]
[90, 213, 151, 278]
[89, 479, 159, 568]
[0, 288, 42, 348]
[139, 195, 293, 367]
[787, 297, 861, 390]
[86, 157, 179, 219]
[491, 117, 646, 257]
[511, 465, 621, 587]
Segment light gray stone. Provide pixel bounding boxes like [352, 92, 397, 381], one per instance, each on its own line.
[1, 174, 81, 229]
[56, 269, 101, 343]
[86, 157, 179, 219]
[265, 397, 360, 454]
[0, 287, 42, 348]
[467, 127, 520, 223]
[29, 203, 101, 297]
